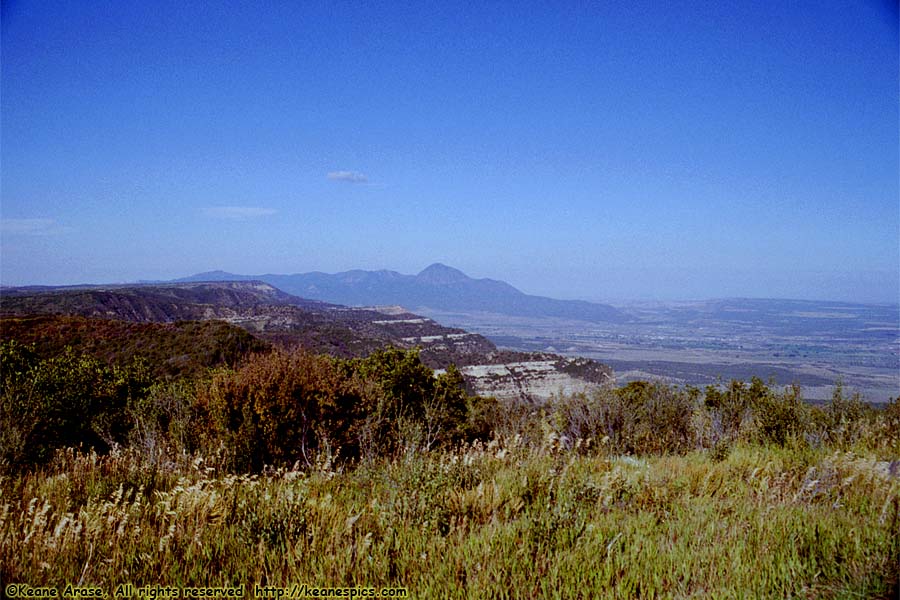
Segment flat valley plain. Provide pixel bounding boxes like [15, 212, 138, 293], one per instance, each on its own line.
[422, 298, 900, 403]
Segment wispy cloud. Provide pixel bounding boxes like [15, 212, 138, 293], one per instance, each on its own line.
[327, 170, 368, 184]
[0, 218, 73, 236]
[203, 206, 278, 220]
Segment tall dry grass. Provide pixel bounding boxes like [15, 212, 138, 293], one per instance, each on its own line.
[1, 434, 897, 598]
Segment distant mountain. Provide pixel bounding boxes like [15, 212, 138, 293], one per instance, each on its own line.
[177, 264, 626, 323]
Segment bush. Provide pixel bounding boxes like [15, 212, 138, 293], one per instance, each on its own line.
[819, 381, 871, 448]
[877, 397, 900, 454]
[752, 383, 809, 447]
[703, 378, 763, 442]
[127, 380, 200, 460]
[540, 382, 699, 456]
[199, 350, 367, 471]
[615, 382, 698, 454]
[352, 348, 471, 455]
[550, 391, 608, 451]
[0, 340, 153, 471]
[198, 347, 473, 471]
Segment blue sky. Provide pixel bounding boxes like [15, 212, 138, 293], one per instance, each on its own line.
[2, 0, 898, 302]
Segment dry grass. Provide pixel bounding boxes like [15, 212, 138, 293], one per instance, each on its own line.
[1, 437, 897, 598]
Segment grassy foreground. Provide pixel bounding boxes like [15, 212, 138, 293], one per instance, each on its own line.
[2, 439, 898, 599]
[2, 343, 898, 597]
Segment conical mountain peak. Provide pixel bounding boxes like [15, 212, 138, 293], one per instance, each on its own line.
[416, 263, 470, 285]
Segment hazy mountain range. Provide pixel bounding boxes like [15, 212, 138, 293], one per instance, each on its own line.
[176, 263, 626, 323]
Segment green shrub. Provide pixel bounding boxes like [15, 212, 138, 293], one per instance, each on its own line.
[543, 382, 699, 456]
[352, 348, 436, 420]
[352, 348, 471, 455]
[429, 364, 470, 446]
[199, 350, 367, 471]
[616, 382, 698, 454]
[0, 340, 153, 471]
[127, 380, 200, 459]
[880, 397, 900, 452]
[703, 378, 763, 442]
[819, 381, 871, 448]
[752, 383, 809, 447]
[198, 347, 473, 471]
[548, 391, 607, 451]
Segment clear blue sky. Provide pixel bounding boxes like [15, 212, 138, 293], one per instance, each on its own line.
[2, 0, 898, 302]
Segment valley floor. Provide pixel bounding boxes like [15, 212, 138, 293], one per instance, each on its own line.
[421, 299, 900, 403]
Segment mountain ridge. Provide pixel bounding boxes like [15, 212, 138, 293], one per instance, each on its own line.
[0, 280, 496, 366]
[176, 263, 626, 323]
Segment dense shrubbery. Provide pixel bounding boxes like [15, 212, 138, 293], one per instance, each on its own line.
[0, 340, 152, 468]
[194, 348, 472, 471]
[199, 350, 364, 471]
[0, 342, 473, 473]
[1, 315, 271, 379]
[2, 338, 897, 475]
[485, 376, 899, 459]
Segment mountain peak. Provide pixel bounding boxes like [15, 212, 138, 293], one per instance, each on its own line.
[416, 263, 470, 285]
[173, 264, 625, 322]
[175, 270, 248, 283]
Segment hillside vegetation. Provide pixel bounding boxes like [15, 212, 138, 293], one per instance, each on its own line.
[0, 283, 614, 401]
[1, 334, 898, 597]
[0, 315, 270, 379]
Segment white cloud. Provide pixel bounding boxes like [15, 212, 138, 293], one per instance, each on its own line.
[327, 171, 368, 184]
[203, 206, 278, 220]
[0, 218, 72, 235]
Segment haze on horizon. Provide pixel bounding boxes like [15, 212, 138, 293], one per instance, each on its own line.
[2, 1, 898, 304]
